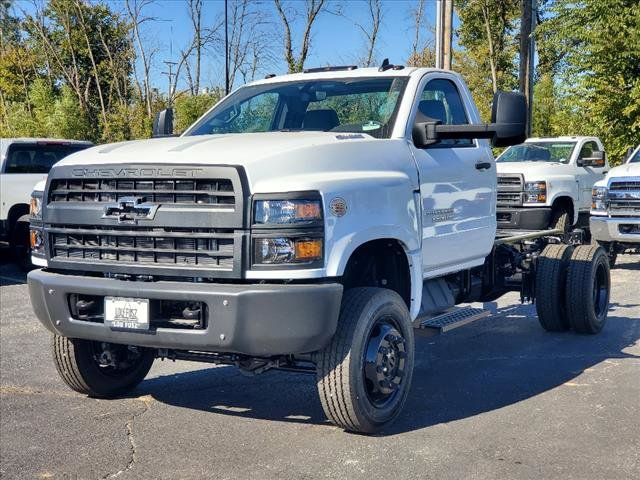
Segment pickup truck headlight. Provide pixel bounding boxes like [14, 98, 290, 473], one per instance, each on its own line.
[29, 191, 43, 220]
[254, 237, 323, 265]
[591, 186, 608, 213]
[252, 193, 324, 267]
[254, 199, 322, 225]
[524, 181, 547, 203]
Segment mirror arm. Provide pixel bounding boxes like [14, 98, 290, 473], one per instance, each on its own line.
[433, 123, 498, 140]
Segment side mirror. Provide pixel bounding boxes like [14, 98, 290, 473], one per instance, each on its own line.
[579, 150, 605, 167]
[489, 91, 527, 147]
[152, 108, 174, 137]
[412, 90, 527, 148]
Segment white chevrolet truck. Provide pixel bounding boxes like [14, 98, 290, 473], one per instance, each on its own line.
[591, 144, 640, 266]
[1, 138, 92, 259]
[27, 65, 611, 433]
[495, 136, 609, 235]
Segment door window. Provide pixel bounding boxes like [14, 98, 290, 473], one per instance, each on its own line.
[579, 141, 598, 159]
[415, 78, 473, 147]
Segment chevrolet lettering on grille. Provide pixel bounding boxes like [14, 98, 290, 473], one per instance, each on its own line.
[102, 196, 158, 224]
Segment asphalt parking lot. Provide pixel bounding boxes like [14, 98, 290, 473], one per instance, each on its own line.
[1, 252, 638, 480]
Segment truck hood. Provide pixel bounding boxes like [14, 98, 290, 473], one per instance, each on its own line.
[53, 131, 417, 193]
[606, 162, 640, 179]
[495, 161, 568, 180]
[592, 162, 640, 188]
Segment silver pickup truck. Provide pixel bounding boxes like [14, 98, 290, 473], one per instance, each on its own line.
[590, 144, 640, 266]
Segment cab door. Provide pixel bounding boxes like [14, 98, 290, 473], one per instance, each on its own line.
[409, 75, 496, 276]
[576, 140, 608, 210]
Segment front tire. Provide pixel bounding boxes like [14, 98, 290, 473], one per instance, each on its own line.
[52, 335, 155, 398]
[565, 245, 610, 334]
[550, 206, 571, 235]
[316, 288, 414, 434]
[594, 240, 617, 268]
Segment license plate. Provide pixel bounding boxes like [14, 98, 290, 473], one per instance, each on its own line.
[104, 297, 149, 330]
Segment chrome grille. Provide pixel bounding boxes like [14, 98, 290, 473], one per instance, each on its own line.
[608, 179, 640, 216]
[48, 178, 235, 206]
[609, 181, 640, 191]
[49, 226, 235, 270]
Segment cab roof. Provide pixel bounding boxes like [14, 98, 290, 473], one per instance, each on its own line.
[245, 66, 449, 88]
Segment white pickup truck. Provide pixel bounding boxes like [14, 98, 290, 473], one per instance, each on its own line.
[495, 136, 609, 235]
[0, 138, 92, 256]
[591, 144, 640, 266]
[27, 64, 611, 433]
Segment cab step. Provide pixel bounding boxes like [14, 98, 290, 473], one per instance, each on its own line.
[417, 307, 490, 333]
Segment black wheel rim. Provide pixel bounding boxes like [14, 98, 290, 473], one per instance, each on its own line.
[89, 342, 145, 377]
[362, 316, 407, 408]
[593, 262, 609, 319]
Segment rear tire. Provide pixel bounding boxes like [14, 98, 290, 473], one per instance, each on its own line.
[52, 335, 155, 398]
[565, 245, 610, 334]
[594, 240, 617, 268]
[535, 244, 573, 331]
[316, 288, 414, 434]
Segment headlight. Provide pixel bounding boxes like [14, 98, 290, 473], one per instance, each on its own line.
[524, 181, 547, 203]
[254, 198, 322, 225]
[591, 186, 608, 213]
[254, 237, 323, 265]
[29, 192, 43, 219]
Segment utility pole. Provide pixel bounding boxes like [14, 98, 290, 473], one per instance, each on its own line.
[224, 0, 229, 95]
[435, 0, 443, 69]
[435, 0, 454, 70]
[519, 0, 536, 136]
[443, 0, 453, 70]
[162, 60, 178, 105]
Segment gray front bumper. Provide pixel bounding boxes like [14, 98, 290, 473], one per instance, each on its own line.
[590, 216, 640, 244]
[497, 207, 552, 230]
[28, 269, 342, 356]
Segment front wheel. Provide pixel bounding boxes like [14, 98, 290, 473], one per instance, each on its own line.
[315, 288, 414, 434]
[52, 335, 155, 398]
[594, 240, 617, 268]
[550, 206, 571, 235]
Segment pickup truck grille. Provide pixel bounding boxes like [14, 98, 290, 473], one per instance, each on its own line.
[497, 192, 523, 206]
[48, 178, 235, 206]
[496, 174, 524, 206]
[609, 181, 640, 191]
[608, 179, 640, 217]
[49, 226, 235, 269]
[43, 164, 246, 278]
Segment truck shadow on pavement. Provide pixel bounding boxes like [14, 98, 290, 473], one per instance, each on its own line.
[138, 305, 639, 435]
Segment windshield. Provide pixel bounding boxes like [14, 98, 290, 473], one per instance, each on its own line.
[497, 141, 576, 164]
[186, 77, 408, 139]
[4, 143, 91, 174]
[627, 147, 640, 163]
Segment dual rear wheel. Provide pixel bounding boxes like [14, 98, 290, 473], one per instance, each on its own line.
[536, 244, 610, 334]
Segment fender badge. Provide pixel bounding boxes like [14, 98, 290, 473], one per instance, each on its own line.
[329, 197, 348, 217]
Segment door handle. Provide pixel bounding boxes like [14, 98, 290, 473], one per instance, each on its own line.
[603, 171, 608, 174]
[475, 162, 492, 170]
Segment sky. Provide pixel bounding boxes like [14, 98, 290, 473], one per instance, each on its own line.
[123, 0, 445, 93]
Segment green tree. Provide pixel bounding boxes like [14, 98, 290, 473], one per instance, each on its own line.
[538, 0, 640, 163]
[173, 91, 223, 133]
[454, 0, 520, 121]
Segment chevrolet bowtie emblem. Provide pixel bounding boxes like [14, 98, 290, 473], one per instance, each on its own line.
[102, 196, 159, 224]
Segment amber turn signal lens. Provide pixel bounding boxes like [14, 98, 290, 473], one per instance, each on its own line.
[294, 239, 322, 260]
[30, 229, 43, 249]
[295, 202, 322, 220]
